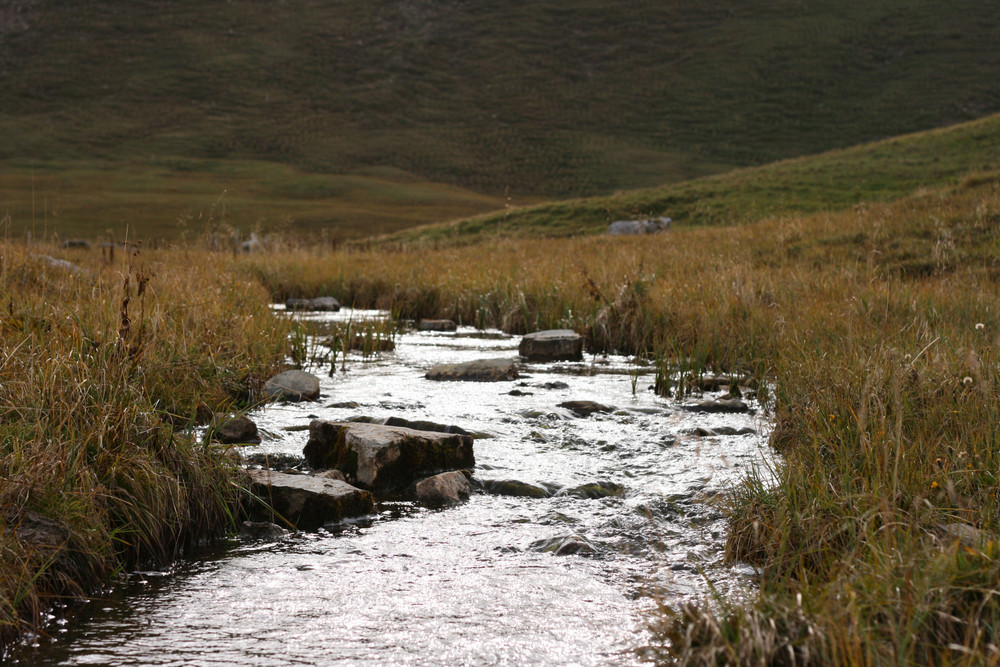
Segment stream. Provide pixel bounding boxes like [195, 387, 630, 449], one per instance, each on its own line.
[11, 309, 773, 666]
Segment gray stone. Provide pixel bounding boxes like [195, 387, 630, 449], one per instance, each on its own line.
[559, 481, 625, 499]
[519, 330, 583, 362]
[425, 358, 518, 382]
[682, 398, 750, 414]
[481, 479, 552, 498]
[418, 319, 458, 332]
[303, 421, 475, 494]
[239, 521, 289, 540]
[35, 254, 86, 275]
[246, 469, 374, 530]
[558, 401, 614, 417]
[938, 522, 985, 547]
[416, 471, 472, 506]
[208, 414, 261, 445]
[347, 415, 471, 436]
[264, 370, 320, 402]
[529, 534, 599, 556]
[285, 296, 341, 312]
[607, 217, 671, 235]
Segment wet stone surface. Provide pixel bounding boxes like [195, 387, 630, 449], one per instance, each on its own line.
[14, 308, 774, 667]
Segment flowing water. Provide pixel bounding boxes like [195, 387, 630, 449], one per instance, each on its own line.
[12, 309, 773, 666]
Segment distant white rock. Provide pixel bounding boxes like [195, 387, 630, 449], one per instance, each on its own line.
[607, 217, 671, 235]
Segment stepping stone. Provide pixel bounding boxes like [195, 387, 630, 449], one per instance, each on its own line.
[519, 329, 583, 362]
[425, 358, 518, 382]
[246, 469, 374, 530]
[304, 421, 475, 494]
[682, 398, 749, 414]
[558, 401, 614, 417]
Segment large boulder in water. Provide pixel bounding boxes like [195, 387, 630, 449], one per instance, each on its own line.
[425, 358, 518, 382]
[246, 469, 374, 529]
[519, 330, 583, 362]
[304, 421, 475, 494]
[264, 370, 320, 402]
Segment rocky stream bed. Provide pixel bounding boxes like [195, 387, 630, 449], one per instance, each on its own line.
[11, 308, 774, 666]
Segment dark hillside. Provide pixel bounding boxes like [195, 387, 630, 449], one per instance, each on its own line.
[2, 0, 999, 201]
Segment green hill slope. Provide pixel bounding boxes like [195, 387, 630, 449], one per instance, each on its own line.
[377, 111, 1000, 244]
[2, 0, 999, 205]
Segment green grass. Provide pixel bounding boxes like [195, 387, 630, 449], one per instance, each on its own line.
[380, 112, 1000, 244]
[2, 0, 1000, 240]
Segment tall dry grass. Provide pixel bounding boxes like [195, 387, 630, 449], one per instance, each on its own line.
[0, 243, 292, 654]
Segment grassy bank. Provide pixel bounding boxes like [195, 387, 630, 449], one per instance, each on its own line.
[0, 243, 293, 654]
[237, 171, 1000, 662]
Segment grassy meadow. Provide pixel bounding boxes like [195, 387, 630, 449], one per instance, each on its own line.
[4, 118, 1000, 661]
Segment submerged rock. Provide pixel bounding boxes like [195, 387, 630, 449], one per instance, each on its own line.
[285, 296, 341, 312]
[207, 414, 261, 445]
[239, 521, 289, 540]
[245, 452, 307, 471]
[529, 534, 600, 556]
[682, 398, 750, 414]
[418, 319, 458, 332]
[416, 471, 472, 506]
[558, 401, 614, 418]
[264, 370, 320, 402]
[304, 421, 475, 494]
[518, 329, 583, 362]
[425, 358, 518, 382]
[246, 469, 374, 530]
[481, 479, 553, 499]
[559, 481, 625, 499]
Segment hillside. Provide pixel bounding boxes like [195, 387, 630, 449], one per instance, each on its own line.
[1, 0, 999, 239]
[378, 111, 1000, 244]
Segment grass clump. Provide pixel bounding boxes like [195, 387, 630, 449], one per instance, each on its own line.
[0, 242, 292, 655]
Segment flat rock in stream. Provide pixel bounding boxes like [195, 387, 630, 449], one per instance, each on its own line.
[418, 319, 458, 332]
[682, 398, 750, 414]
[518, 329, 583, 362]
[347, 415, 471, 436]
[285, 296, 341, 312]
[481, 479, 553, 498]
[246, 469, 374, 529]
[304, 421, 475, 494]
[416, 471, 472, 506]
[558, 401, 614, 418]
[264, 370, 320, 402]
[425, 358, 518, 382]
